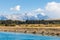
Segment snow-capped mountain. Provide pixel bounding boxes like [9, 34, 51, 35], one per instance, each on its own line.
[0, 13, 48, 20]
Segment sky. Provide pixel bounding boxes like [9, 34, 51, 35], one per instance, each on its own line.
[0, 0, 60, 19]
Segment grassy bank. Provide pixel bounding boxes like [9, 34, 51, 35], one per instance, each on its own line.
[0, 24, 60, 36]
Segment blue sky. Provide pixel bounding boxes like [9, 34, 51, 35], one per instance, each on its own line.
[0, 0, 60, 19]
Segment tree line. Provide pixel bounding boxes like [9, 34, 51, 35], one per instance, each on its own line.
[0, 20, 60, 26]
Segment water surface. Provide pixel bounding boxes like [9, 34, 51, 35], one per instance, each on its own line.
[0, 32, 60, 40]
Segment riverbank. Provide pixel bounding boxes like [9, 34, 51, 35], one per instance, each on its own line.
[0, 24, 60, 36]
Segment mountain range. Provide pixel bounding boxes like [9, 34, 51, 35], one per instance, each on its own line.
[0, 13, 48, 20]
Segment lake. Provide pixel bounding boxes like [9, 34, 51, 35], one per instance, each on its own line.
[0, 32, 60, 40]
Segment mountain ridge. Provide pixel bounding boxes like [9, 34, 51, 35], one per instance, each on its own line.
[0, 13, 48, 20]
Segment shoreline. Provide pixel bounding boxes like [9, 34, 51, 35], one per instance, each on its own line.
[0, 26, 60, 37]
[0, 31, 60, 38]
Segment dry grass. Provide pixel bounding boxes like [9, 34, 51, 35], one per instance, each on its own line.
[17, 24, 60, 28]
[0, 24, 60, 36]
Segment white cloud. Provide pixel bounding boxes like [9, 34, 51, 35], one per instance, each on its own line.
[33, 2, 60, 18]
[24, 2, 60, 19]
[10, 5, 21, 11]
[34, 8, 46, 16]
[46, 2, 60, 14]
[0, 7, 48, 20]
[40, 13, 45, 16]
[34, 8, 44, 12]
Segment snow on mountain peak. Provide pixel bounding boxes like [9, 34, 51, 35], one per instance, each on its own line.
[0, 13, 48, 20]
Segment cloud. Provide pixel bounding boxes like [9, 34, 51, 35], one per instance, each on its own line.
[34, 8, 44, 13]
[10, 5, 21, 11]
[34, 8, 46, 16]
[0, 7, 48, 20]
[45, 2, 60, 18]
[32, 2, 60, 18]
[46, 2, 60, 13]
[27, 2, 60, 19]
[24, 8, 46, 19]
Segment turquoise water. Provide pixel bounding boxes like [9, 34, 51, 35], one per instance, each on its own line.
[0, 32, 60, 40]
